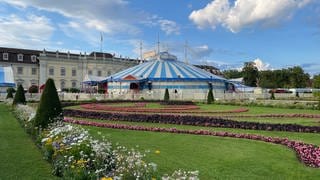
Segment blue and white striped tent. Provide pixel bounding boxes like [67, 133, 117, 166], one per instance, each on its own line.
[102, 52, 229, 100]
[102, 52, 226, 83]
[0, 66, 15, 87]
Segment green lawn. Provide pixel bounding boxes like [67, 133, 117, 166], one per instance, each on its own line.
[0, 104, 56, 180]
[197, 103, 320, 114]
[84, 125, 320, 179]
[69, 117, 320, 145]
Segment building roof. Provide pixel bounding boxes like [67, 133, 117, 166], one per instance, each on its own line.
[103, 52, 227, 83]
[0, 66, 15, 87]
[83, 74, 105, 86]
[0, 47, 40, 64]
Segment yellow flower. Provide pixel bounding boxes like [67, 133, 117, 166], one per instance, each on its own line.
[100, 177, 112, 180]
[71, 165, 75, 169]
[155, 150, 160, 154]
[45, 138, 52, 145]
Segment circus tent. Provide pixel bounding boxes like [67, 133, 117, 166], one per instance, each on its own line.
[101, 52, 230, 100]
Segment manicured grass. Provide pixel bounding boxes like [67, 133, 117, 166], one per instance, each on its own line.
[0, 104, 56, 180]
[69, 117, 320, 145]
[197, 103, 320, 115]
[84, 125, 320, 179]
[231, 117, 320, 126]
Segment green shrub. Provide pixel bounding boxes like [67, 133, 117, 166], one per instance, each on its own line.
[33, 78, 62, 129]
[28, 85, 39, 93]
[6, 87, 15, 99]
[98, 88, 105, 94]
[62, 88, 69, 92]
[164, 88, 170, 101]
[207, 89, 214, 104]
[69, 88, 80, 93]
[13, 85, 26, 105]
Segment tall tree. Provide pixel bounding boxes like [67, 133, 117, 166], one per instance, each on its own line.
[313, 74, 320, 89]
[288, 66, 310, 88]
[242, 62, 259, 87]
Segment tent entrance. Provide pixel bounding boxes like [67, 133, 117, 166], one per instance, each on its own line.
[129, 83, 139, 90]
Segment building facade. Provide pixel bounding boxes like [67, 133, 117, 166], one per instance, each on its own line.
[0, 47, 141, 90]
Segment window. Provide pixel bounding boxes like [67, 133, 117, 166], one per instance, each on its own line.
[17, 54, 23, 61]
[3, 53, 8, 60]
[72, 69, 76, 76]
[30, 79, 37, 85]
[60, 81, 66, 89]
[31, 55, 37, 62]
[31, 68, 37, 75]
[97, 70, 102, 76]
[61, 67, 66, 76]
[16, 79, 24, 86]
[17, 67, 23, 75]
[49, 67, 54, 76]
[72, 81, 77, 88]
[107, 71, 111, 76]
[88, 70, 92, 75]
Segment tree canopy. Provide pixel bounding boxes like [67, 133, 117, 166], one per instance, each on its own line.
[242, 62, 259, 87]
[312, 74, 320, 89]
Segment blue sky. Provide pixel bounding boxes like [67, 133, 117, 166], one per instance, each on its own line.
[0, 0, 319, 75]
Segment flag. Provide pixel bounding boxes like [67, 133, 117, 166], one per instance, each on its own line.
[100, 32, 103, 43]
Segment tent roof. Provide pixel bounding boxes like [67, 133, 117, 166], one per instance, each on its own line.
[0, 66, 15, 87]
[103, 52, 227, 83]
[83, 74, 105, 85]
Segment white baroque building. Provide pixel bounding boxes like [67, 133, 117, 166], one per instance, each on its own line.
[0, 47, 141, 91]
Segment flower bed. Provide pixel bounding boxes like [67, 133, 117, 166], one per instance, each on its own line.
[79, 103, 249, 114]
[80, 103, 200, 112]
[63, 109, 320, 133]
[64, 117, 320, 168]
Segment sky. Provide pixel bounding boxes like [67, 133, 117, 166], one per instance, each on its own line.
[0, 0, 320, 75]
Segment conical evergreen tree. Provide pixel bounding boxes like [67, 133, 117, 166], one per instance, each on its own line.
[33, 78, 62, 129]
[13, 85, 26, 105]
[6, 87, 14, 99]
[164, 88, 170, 101]
[207, 89, 214, 104]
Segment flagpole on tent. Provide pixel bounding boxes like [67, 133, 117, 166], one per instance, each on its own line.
[157, 33, 160, 54]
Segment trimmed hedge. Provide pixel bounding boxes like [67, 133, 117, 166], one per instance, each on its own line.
[164, 88, 169, 101]
[33, 78, 62, 129]
[6, 87, 15, 99]
[63, 109, 320, 133]
[13, 84, 26, 105]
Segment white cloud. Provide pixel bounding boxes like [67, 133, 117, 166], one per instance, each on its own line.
[189, 0, 314, 32]
[158, 19, 180, 35]
[188, 45, 213, 59]
[143, 15, 180, 35]
[253, 58, 270, 71]
[0, 14, 54, 48]
[0, 0, 140, 35]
